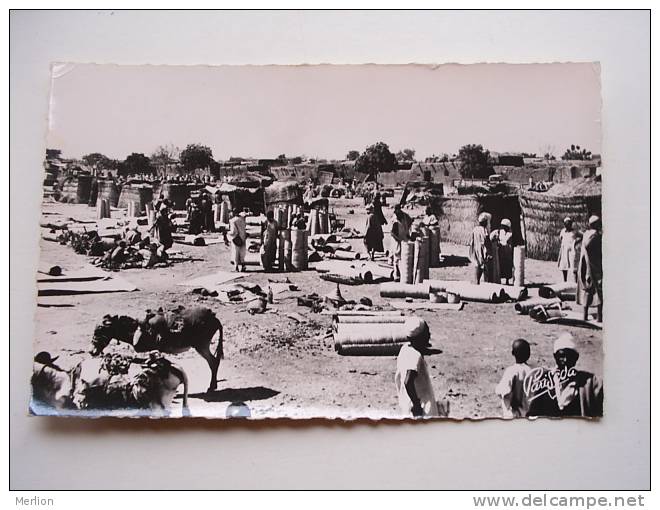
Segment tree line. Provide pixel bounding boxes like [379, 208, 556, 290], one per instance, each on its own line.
[72, 141, 594, 179]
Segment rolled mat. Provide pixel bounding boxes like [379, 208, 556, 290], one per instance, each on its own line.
[284, 239, 293, 271]
[514, 298, 562, 315]
[321, 310, 403, 316]
[538, 282, 577, 300]
[290, 228, 308, 270]
[429, 226, 441, 267]
[426, 279, 502, 303]
[334, 317, 428, 347]
[390, 301, 464, 311]
[513, 245, 525, 286]
[332, 250, 361, 260]
[336, 342, 406, 356]
[334, 316, 407, 324]
[325, 242, 352, 252]
[379, 282, 431, 299]
[278, 229, 290, 271]
[399, 241, 414, 284]
[320, 271, 372, 285]
[308, 208, 319, 235]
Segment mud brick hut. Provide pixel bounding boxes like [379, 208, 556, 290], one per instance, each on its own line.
[435, 192, 524, 246]
[519, 177, 602, 261]
[117, 183, 154, 213]
[59, 173, 93, 204]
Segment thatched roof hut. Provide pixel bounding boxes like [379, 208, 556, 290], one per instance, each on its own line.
[519, 177, 602, 261]
[215, 182, 265, 214]
[264, 181, 303, 211]
[435, 193, 523, 245]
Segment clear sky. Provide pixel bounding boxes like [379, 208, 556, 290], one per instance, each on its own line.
[47, 62, 601, 161]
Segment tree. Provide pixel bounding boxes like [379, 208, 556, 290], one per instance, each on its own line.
[291, 156, 303, 165]
[118, 153, 152, 176]
[353, 142, 397, 177]
[151, 144, 180, 171]
[458, 144, 493, 179]
[395, 148, 416, 162]
[180, 144, 214, 173]
[561, 144, 592, 161]
[82, 153, 115, 174]
[346, 150, 360, 161]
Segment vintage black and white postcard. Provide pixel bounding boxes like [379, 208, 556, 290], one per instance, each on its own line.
[32, 62, 603, 419]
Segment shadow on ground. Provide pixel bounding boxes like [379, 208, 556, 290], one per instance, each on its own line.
[190, 386, 281, 402]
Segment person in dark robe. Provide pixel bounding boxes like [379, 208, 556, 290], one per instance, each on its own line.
[372, 192, 387, 226]
[150, 206, 174, 252]
[578, 215, 603, 323]
[363, 205, 384, 261]
[260, 210, 279, 272]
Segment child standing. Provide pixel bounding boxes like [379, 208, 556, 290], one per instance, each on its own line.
[495, 339, 533, 418]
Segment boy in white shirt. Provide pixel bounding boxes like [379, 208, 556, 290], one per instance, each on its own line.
[395, 327, 442, 418]
[495, 338, 533, 418]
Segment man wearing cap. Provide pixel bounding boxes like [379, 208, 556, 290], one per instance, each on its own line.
[394, 326, 441, 418]
[557, 216, 582, 283]
[551, 333, 603, 417]
[578, 215, 603, 322]
[491, 218, 514, 285]
[390, 207, 411, 279]
[468, 212, 492, 284]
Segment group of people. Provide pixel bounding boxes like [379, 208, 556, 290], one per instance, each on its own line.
[394, 329, 603, 419]
[185, 191, 217, 235]
[494, 333, 603, 418]
[468, 212, 515, 285]
[227, 208, 282, 273]
[558, 215, 603, 323]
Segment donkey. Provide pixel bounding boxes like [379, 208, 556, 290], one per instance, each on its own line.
[91, 307, 223, 392]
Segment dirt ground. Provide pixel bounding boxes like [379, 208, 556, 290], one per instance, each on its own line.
[33, 195, 603, 420]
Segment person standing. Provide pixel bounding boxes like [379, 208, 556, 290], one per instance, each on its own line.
[149, 205, 174, 253]
[260, 210, 279, 272]
[491, 218, 514, 285]
[372, 192, 387, 227]
[578, 215, 603, 322]
[390, 208, 410, 280]
[495, 338, 533, 418]
[558, 217, 582, 282]
[229, 208, 247, 272]
[394, 325, 442, 418]
[422, 206, 439, 227]
[363, 205, 384, 261]
[468, 212, 492, 284]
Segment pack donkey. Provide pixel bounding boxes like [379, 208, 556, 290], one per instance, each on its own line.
[91, 306, 223, 391]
